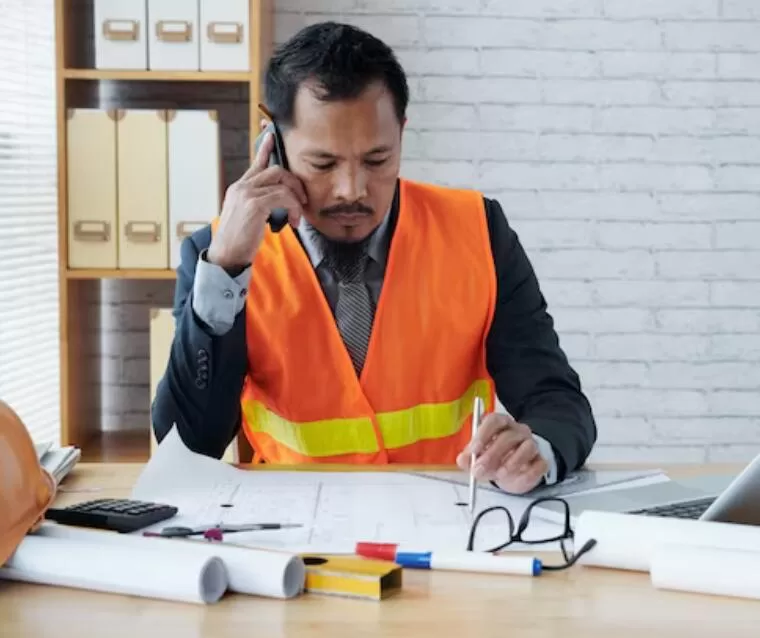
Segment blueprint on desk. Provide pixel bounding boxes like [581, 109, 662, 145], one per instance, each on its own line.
[410, 467, 668, 501]
[132, 428, 568, 554]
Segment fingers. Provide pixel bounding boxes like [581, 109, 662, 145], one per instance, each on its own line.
[252, 184, 305, 226]
[494, 455, 547, 495]
[237, 127, 309, 210]
[256, 131, 276, 172]
[457, 411, 503, 469]
[469, 412, 513, 456]
[503, 438, 539, 475]
[455, 407, 547, 494]
[455, 448, 471, 471]
[472, 427, 526, 480]
[254, 167, 308, 205]
[239, 130, 275, 181]
[456, 412, 518, 470]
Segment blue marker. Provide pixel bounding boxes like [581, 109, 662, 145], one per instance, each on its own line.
[357, 543, 541, 576]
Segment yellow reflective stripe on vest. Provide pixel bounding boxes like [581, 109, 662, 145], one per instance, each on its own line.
[242, 401, 380, 457]
[242, 379, 491, 457]
[377, 379, 491, 450]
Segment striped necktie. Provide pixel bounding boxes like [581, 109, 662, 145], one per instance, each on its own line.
[329, 252, 374, 376]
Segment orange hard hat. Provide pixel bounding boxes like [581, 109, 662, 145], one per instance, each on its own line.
[0, 400, 57, 566]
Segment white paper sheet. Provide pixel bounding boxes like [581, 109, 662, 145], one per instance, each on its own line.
[34, 523, 305, 599]
[412, 467, 668, 500]
[575, 510, 760, 572]
[0, 534, 227, 605]
[132, 427, 564, 554]
[651, 544, 760, 601]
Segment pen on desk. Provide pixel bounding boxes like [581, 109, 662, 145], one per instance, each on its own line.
[143, 523, 302, 539]
[468, 396, 484, 515]
[356, 542, 541, 577]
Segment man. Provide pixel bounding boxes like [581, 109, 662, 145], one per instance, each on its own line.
[152, 21, 597, 494]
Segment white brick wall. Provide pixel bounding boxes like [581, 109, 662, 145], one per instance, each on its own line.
[105, 0, 760, 464]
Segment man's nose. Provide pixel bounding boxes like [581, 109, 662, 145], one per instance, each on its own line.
[333, 164, 368, 202]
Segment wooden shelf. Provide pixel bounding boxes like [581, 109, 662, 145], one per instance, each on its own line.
[63, 68, 251, 83]
[66, 268, 176, 280]
[80, 429, 150, 463]
[56, 0, 273, 458]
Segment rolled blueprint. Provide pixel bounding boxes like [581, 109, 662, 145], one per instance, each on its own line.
[574, 510, 760, 572]
[0, 534, 227, 604]
[651, 544, 760, 601]
[34, 522, 305, 599]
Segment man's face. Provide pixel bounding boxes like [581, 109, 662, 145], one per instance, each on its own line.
[283, 80, 403, 243]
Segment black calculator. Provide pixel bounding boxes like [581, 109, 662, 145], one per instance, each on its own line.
[45, 498, 179, 533]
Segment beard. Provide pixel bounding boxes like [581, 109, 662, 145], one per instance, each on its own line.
[306, 200, 378, 273]
[306, 223, 377, 275]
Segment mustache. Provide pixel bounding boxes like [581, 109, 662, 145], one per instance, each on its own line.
[319, 202, 374, 217]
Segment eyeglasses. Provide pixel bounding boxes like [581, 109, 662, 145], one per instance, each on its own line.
[466, 496, 597, 571]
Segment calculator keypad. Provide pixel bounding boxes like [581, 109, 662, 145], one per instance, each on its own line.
[45, 498, 178, 533]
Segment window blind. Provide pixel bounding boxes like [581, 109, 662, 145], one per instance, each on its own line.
[0, 1, 60, 444]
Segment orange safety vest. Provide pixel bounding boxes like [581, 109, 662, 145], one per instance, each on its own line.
[211, 179, 497, 464]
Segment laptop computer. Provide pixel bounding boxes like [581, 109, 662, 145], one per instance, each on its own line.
[535, 452, 760, 525]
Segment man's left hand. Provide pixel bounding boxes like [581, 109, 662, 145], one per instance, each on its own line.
[456, 412, 548, 494]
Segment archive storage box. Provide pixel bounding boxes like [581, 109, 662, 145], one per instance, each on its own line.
[116, 109, 169, 269]
[66, 109, 118, 269]
[167, 110, 221, 268]
[200, 0, 250, 71]
[147, 0, 200, 71]
[94, 0, 149, 70]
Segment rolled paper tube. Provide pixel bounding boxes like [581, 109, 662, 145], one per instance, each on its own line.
[33, 522, 305, 599]
[0, 534, 227, 604]
[651, 544, 760, 601]
[574, 510, 760, 572]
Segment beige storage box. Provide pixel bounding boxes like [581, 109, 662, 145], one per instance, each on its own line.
[66, 109, 118, 269]
[116, 109, 169, 269]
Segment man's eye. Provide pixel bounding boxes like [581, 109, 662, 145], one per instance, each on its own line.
[365, 158, 388, 167]
[311, 162, 335, 171]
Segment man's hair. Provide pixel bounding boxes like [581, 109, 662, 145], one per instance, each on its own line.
[264, 21, 409, 129]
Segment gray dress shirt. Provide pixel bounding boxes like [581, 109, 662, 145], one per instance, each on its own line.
[191, 215, 558, 485]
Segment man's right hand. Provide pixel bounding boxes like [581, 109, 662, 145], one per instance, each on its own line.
[206, 131, 308, 270]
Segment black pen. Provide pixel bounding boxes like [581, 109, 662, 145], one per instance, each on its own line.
[144, 523, 303, 538]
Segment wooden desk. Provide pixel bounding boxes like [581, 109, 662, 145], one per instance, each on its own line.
[2, 463, 760, 638]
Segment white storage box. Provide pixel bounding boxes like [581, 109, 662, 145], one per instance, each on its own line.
[200, 0, 250, 71]
[147, 0, 199, 71]
[94, 0, 148, 70]
[167, 110, 221, 268]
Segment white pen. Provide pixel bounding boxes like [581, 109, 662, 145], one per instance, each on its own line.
[468, 396, 484, 514]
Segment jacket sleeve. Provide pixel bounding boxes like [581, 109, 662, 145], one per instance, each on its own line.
[483, 197, 598, 480]
[150, 225, 249, 459]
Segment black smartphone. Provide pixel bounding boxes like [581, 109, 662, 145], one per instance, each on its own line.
[254, 119, 290, 233]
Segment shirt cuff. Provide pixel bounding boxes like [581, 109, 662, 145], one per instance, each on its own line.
[532, 434, 559, 486]
[192, 248, 252, 336]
